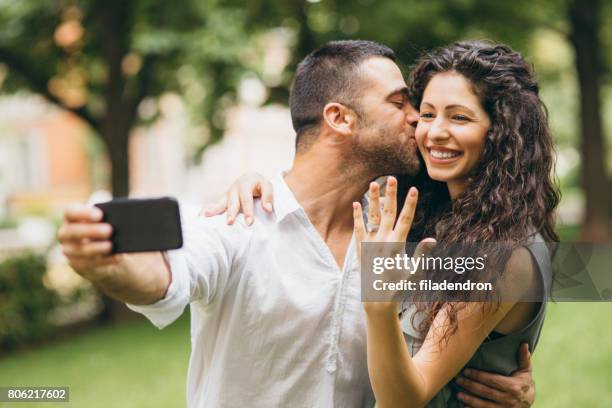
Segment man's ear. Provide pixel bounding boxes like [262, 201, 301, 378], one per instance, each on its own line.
[322, 102, 357, 136]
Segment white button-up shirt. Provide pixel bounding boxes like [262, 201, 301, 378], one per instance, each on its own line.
[128, 174, 374, 408]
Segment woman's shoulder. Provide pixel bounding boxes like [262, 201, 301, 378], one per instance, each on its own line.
[502, 246, 537, 292]
[501, 236, 552, 303]
[517, 232, 553, 288]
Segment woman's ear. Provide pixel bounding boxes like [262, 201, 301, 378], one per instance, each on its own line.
[322, 102, 356, 136]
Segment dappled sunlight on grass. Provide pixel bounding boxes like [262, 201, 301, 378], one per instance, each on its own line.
[1, 304, 611, 407]
[0, 313, 190, 408]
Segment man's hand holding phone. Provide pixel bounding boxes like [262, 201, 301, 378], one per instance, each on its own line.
[58, 204, 122, 281]
[57, 200, 177, 306]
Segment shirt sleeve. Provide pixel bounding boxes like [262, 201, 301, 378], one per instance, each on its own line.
[127, 211, 246, 329]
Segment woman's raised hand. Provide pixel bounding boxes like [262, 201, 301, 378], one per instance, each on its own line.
[200, 172, 274, 225]
[352, 176, 418, 255]
[353, 177, 421, 305]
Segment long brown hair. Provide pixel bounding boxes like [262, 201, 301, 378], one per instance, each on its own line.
[404, 40, 560, 342]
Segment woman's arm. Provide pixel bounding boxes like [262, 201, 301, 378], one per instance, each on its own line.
[363, 303, 428, 406]
[366, 275, 533, 408]
[354, 176, 436, 406]
[353, 179, 536, 408]
[364, 300, 517, 408]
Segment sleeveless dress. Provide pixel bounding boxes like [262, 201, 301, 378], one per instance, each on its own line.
[398, 234, 552, 407]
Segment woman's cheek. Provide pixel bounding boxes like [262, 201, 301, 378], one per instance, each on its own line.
[460, 126, 487, 158]
[415, 124, 428, 150]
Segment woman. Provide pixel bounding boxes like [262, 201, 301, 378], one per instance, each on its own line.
[354, 41, 559, 407]
[206, 41, 559, 407]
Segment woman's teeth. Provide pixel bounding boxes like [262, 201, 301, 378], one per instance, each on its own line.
[430, 149, 461, 159]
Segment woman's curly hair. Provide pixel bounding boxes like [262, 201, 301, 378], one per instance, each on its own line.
[403, 40, 560, 342]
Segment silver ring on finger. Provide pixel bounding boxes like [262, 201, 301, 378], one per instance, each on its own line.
[366, 221, 380, 233]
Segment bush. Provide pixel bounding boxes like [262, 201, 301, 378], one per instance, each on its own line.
[0, 253, 58, 351]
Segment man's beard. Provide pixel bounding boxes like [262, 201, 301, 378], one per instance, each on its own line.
[350, 122, 421, 178]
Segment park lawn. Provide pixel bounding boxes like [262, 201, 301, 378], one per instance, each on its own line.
[0, 313, 190, 408]
[1, 303, 611, 407]
[532, 302, 612, 407]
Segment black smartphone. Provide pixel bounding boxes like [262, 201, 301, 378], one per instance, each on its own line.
[94, 197, 183, 254]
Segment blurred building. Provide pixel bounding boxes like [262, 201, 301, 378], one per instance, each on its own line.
[183, 103, 295, 207]
[0, 95, 91, 219]
[0, 92, 296, 254]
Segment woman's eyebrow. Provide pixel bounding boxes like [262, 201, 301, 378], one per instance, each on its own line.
[445, 104, 476, 116]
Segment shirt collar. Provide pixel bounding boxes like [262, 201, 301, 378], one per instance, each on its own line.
[271, 172, 303, 223]
[271, 172, 371, 225]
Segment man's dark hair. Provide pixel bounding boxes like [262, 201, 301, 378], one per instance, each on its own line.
[289, 40, 396, 151]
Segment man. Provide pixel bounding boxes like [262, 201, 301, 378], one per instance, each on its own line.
[58, 40, 535, 407]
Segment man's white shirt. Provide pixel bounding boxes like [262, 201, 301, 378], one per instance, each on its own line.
[127, 174, 374, 408]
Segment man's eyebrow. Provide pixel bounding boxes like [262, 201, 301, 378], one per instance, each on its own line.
[385, 87, 409, 100]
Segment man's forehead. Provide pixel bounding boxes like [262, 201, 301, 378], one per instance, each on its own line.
[358, 57, 407, 93]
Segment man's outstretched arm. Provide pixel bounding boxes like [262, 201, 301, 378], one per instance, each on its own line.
[455, 343, 535, 408]
[57, 204, 171, 305]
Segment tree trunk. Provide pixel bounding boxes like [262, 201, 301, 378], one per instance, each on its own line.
[568, 0, 611, 240]
[107, 132, 130, 198]
[93, 0, 142, 323]
[97, 123, 137, 324]
[97, 129, 137, 323]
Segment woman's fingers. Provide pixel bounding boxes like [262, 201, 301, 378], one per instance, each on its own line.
[239, 183, 256, 225]
[200, 196, 228, 217]
[394, 187, 419, 239]
[413, 237, 437, 258]
[260, 181, 274, 213]
[411, 237, 437, 276]
[221, 173, 273, 224]
[367, 182, 381, 230]
[353, 202, 367, 257]
[226, 187, 241, 225]
[201, 179, 274, 223]
[379, 176, 398, 233]
[353, 202, 367, 241]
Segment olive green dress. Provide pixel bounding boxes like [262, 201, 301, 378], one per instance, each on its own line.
[398, 235, 552, 407]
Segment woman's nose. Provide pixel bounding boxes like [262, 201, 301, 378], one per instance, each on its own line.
[427, 119, 451, 142]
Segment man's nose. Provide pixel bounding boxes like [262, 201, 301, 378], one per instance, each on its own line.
[405, 104, 419, 128]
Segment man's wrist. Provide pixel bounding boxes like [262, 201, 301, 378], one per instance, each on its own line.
[128, 252, 173, 305]
[88, 254, 168, 305]
[88, 260, 134, 301]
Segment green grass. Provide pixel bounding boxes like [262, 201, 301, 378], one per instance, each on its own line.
[0, 304, 611, 407]
[0, 314, 190, 408]
[533, 302, 612, 407]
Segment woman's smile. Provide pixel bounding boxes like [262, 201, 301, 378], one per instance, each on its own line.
[426, 146, 463, 163]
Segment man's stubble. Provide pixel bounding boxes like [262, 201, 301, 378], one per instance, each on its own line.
[349, 115, 421, 179]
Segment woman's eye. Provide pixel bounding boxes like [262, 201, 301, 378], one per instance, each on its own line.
[419, 112, 434, 119]
[453, 114, 470, 121]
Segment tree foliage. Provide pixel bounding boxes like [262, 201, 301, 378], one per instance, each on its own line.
[0, 0, 257, 196]
[0, 0, 610, 238]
